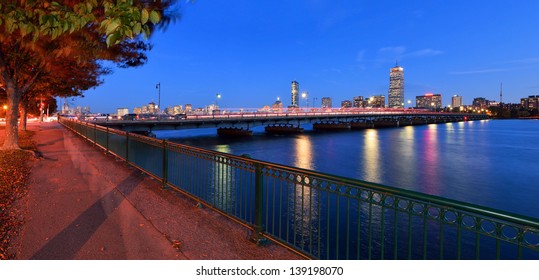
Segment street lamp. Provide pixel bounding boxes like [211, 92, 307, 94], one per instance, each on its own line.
[301, 92, 308, 108]
[156, 83, 161, 114]
[2, 104, 7, 119]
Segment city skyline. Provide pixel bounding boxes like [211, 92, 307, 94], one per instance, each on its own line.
[71, 1, 539, 113]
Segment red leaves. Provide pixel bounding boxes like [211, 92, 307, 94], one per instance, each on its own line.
[0, 128, 35, 260]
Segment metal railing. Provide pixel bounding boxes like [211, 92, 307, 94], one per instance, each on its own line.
[59, 118, 539, 259]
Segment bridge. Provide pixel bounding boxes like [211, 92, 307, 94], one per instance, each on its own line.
[90, 109, 489, 133]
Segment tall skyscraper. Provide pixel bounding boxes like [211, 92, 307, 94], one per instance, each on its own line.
[388, 64, 404, 108]
[291, 81, 299, 107]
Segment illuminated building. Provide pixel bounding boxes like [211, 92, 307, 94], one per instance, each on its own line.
[341, 100, 352, 108]
[272, 99, 283, 111]
[416, 93, 442, 110]
[117, 108, 128, 117]
[521, 95, 539, 109]
[353, 96, 364, 108]
[321, 97, 332, 108]
[452, 95, 462, 108]
[291, 81, 299, 107]
[367, 95, 385, 108]
[388, 64, 404, 108]
[472, 97, 488, 109]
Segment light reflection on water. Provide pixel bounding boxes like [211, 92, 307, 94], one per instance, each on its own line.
[362, 129, 381, 183]
[161, 120, 539, 218]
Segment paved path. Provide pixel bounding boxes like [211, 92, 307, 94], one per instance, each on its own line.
[16, 121, 303, 260]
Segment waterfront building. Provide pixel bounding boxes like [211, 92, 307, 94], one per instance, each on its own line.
[353, 96, 364, 108]
[133, 107, 142, 114]
[452, 95, 463, 108]
[291, 81, 299, 107]
[341, 100, 352, 108]
[367, 95, 385, 108]
[141, 105, 148, 113]
[521, 95, 539, 109]
[472, 97, 488, 110]
[272, 99, 283, 111]
[148, 102, 157, 114]
[321, 97, 332, 108]
[388, 64, 405, 108]
[185, 104, 193, 113]
[416, 93, 442, 110]
[117, 108, 128, 117]
[173, 105, 183, 115]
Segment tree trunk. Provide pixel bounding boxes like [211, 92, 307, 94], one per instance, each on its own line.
[1, 82, 21, 150]
[20, 101, 28, 132]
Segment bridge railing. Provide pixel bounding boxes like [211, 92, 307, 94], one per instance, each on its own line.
[59, 117, 539, 259]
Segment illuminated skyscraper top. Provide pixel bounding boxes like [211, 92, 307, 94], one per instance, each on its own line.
[388, 63, 404, 108]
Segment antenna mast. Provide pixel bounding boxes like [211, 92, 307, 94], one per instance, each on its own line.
[500, 82, 503, 105]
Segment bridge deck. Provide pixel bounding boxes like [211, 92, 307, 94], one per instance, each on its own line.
[91, 110, 488, 132]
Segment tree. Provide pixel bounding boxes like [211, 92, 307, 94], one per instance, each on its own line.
[0, 0, 177, 150]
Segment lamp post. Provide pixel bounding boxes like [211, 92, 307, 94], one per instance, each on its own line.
[301, 92, 308, 108]
[156, 83, 161, 114]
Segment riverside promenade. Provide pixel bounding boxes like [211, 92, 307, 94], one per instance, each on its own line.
[16, 121, 303, 260]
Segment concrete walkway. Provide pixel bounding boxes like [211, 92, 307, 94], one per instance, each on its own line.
[16, 121, 303, 260]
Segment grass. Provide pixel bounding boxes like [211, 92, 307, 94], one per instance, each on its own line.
[0, 126, 36, 260]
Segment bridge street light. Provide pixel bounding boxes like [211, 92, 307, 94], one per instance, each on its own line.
[156, 83, 161, 114]
[301, 92, 308, 108]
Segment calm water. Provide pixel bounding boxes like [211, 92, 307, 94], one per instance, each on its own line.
[155, 119, 539, 218]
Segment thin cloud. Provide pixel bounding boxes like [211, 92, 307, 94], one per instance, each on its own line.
[378, 46, 406, 55]
[377, 47, 444, 59]
[506, 57, 539, 64]
[356, 50, 366, 62]
[404, 49, 445, 58]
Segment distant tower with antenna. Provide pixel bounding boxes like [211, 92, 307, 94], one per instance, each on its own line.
[500, 82, 503, 105]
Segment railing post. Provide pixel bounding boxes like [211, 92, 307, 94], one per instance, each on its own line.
[106, 127, 109, 154]
[250, 162, 267, 245]
[125, 132, 129, 163]
[162, 139, 168, 189]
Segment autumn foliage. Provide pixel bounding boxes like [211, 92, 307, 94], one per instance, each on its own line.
[0, 127, 36, 259]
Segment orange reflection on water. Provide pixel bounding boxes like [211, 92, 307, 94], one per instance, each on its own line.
[291, 135, 317, 244]
[363, 129, 381, 182]
[294, 135, 313, 170]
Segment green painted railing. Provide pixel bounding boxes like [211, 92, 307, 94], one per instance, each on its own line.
[59, 118, 539, 260]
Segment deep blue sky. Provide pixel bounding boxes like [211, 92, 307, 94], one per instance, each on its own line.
[73, 0, 539, 113]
